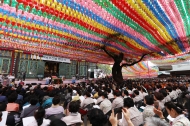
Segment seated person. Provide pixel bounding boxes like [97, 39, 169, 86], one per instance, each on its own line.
[45, 96, 64, 118]
[6, 92, 19, 112]
[112, 90, 123, 109]
[154, 92, 164, 110]
[28, 107, 50, 126]
[143, 95, 155, 121]
[133, 90, 143, 103]
[80, 92, 94, 108]
[62, 101, 83, 125]
[120, 98, 143, 126]
[0, 102, 15, 126]
[96, 91, 103, 105]
[122, 90, 129, 98]
[100, 92, 112, 114]
[20, 97, 39, 118]
[107, 88, 114, 100]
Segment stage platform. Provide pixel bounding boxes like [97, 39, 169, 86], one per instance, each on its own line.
[15, 79, 86, 85]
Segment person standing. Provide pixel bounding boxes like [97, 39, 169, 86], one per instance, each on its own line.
[22, 71, 26, 81]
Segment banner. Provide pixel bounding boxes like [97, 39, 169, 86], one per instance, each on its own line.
[32, 55, 71, 63]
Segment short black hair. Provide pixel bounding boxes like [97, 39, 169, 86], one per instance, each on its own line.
[52, 96, 60, 105]
[85, 91, 91, 97]
[113, 90, 121, 97]
[49, 119, 66, 126]
[165, 102, 183, 114]
[107, 88, 111, 93]
[34, 107, 45, 126]
[145, 95, 154, 105]
[154, 92, 164, 101]
[159, 88, 168, 97]
[137, 86, 142, 91]
[0, 102, 6, 111]
[101, 91, 108, 99]
[166, 86, 172, 92]
[69, 101, 80, 113]
[8, 92, 18, 103]
[0, 111, 2, 119]
[30, 97, 38, 105]
[133, 90, 139, 95]
[98, 90, 103, 96]
[124, 98, 134, 108]
[123, 90, 129, 96]
[88, 108, 107, 126]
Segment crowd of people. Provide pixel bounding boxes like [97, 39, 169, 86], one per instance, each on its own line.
[0, 76, 190, 126]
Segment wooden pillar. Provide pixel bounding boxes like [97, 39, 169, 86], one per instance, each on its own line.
[14, 52, 21, 78]
[76, 61, 78, 75]
[9, 50, 15, 75]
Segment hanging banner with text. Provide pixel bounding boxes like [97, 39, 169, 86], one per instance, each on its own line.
[31, 55, 71, 63]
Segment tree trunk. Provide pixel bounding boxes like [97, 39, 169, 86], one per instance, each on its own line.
[112, 62, 123, 85]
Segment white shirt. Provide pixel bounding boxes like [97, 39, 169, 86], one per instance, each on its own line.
[112, 97, 123, 109]
[169, 90, 178, 100]
[45, 105, 64, 117]
[176, 89, 182, 95]
[133, 95, 143, 103]
[27, 118, 50, 126]
[162, 95, 171, 104]
[120, 107, 143, 126]
[108, 93, 114, 99]
[96, 97, 103, 105]
[172, 114, 190, 126]
[142, 105, 155, 121]
[142, 92, 148, 98]
[100, 98, 112, 114]
[62, 113, 83, 125]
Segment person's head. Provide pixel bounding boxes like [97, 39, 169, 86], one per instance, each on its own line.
[107, 88, 111, 93]
[144, 95, 154, 105]
[166, 86, 172, 92]
[113, 90, 121, 98]
[122, 90, 128, 97]
[69, 101, 80, 113]
[84, 91, 91, 98]
[137, 86, 142, 91]
[124, 98, 134, 108]
[164, 102, 183, 118]
[8, 92, 18, 103]
[133, 90, 139, 96]
[154, 92, 164, 101]
[52, 96, 60, 105]
[30, 97, 38, 105]
[156, 84, 162, 89]
[101, 91, 108, 99]
[34, 107, 45, 126]
[49, 119, 66, 126]
[144, 117, 169, 126]
[0, 102, 6, 111]
[98, 90, 103, 97]
[88, 108, 107, 126]
[0, 111, 2, 122]
[159, 88, 168, 97]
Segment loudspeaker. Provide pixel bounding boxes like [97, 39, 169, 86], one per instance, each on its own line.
[90, 72, 94, 78]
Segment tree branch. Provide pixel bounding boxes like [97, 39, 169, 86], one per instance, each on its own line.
[101, 45, 115, 59]
[121, 54, 148, 67]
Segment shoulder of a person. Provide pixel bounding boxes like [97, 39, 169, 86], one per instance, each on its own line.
[173, 121, 186, 126]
